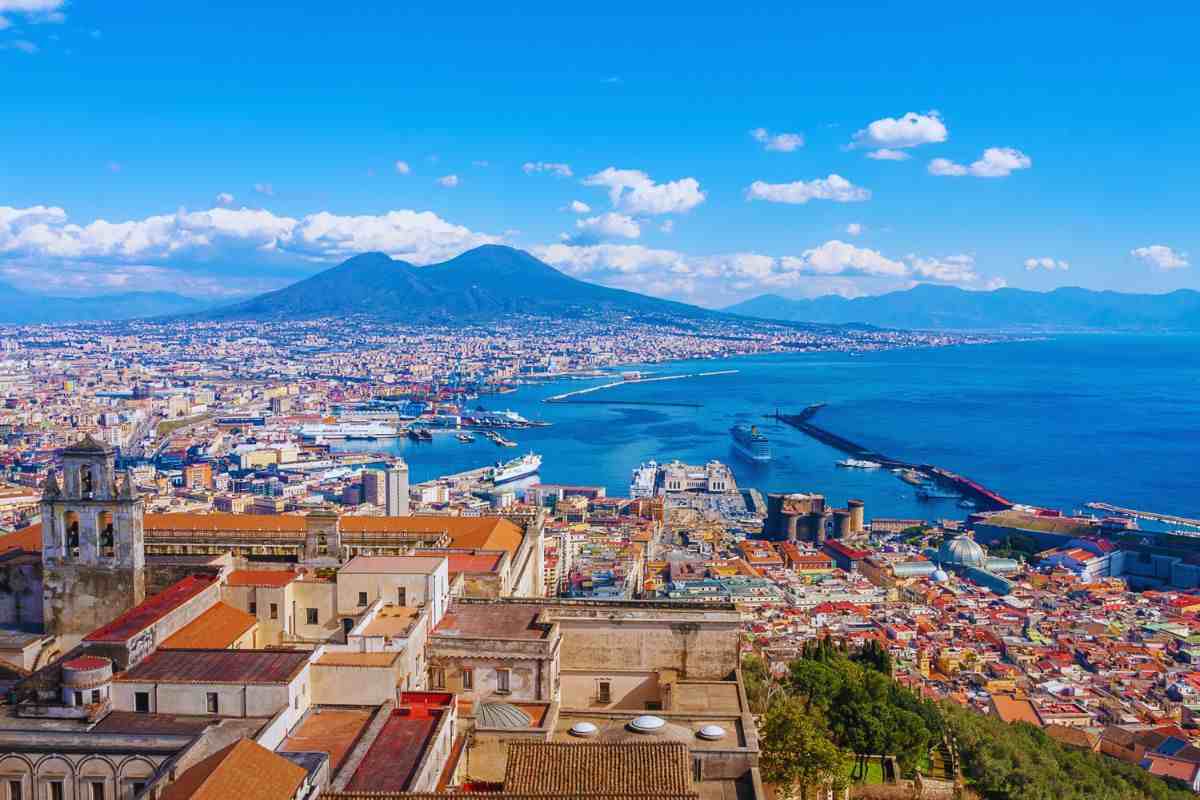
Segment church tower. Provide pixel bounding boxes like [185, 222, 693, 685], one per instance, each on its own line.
[41, 434, 146, 648]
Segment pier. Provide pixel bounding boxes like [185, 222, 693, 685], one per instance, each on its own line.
[1085, 502, 1200, 530]
[548, 399, 702, 408]
[775, 405, 1015, 511]
[544, 369, 737, 403]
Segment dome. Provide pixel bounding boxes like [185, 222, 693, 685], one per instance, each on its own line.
[938, 534, 985, 567]
[697, 724, 726, 741]
[569, 721, 598, 738]
[476, 702, 533, 729]
[931, 569, 950, 582]
[629, 715, 666, 733]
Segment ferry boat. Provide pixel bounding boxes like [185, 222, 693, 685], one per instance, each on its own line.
[492, 453, 542, 484]
[730, 424, 771, 462]
[837, 458, 882, 469]
[298, 421, 398, 441]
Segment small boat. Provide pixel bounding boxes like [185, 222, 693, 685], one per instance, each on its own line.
[917, 484, 959, 500]
[837, 458, 882, 469]
[457, 433, 475, 443]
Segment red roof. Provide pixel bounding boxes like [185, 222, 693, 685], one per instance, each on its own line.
[226, 570, 297, 588]
[116, 649, 310, 684]
[345, 706, 442, 792]
[64, 656, 111, 671]
[84, 574, 218, 643]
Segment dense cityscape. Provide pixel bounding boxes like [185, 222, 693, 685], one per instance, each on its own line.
[0, 312, 1197, 800]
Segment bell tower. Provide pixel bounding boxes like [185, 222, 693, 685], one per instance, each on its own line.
[41, 434, 146, 648]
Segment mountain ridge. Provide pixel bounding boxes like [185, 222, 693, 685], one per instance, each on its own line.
[724, 284, 1200, 331]
[0, 284, 211, 325]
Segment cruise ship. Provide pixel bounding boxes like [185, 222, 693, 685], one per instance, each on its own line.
[629, 461, 659, 498]
[730, 423, 771, 462]
[491, 452, 542, 484]
[297, 421, 398, 441]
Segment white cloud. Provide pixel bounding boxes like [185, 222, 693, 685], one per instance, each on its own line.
[0, 205, 501, 281]
[929, 147, 1032, 178]
[659, 220, 674, 234]
[565, 200, 591, 214]
[394, 160, 411, 175]
[571, 212, 641, 243]
[583, 167, 706, 215]
[215, 193, 235, 207]
[254, 182, 274, 196]
[985, 277, 1008, 290]
[750, 128, 804, 152]
[791, 241, 908, 278]
[845, 223, 864, 236]
[746, 174, 870, 205]
[851, 111, 947, 151]
[0, 0, 64, 10]
[866, 148, 910, 161]
[3, 39, 37, 53]
[907, 253, 980, 284]
[522, 161, 573, 178]
[436, 174, 459, 188]
[1131, 245, 1189, 270]
[1024, 257, 1069, 271]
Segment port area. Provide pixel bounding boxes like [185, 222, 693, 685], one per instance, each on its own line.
[543, 369, 737, 406]
[1085, 502, 1200, 530]
[775, 404, 1015, 511]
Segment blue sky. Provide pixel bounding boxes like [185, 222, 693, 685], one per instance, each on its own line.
[1, 1, 1197, 305]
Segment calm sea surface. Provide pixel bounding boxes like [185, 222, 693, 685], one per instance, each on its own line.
[335, 335, 1200, 521]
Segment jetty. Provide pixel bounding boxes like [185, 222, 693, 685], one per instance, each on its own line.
[1085, 502, 1200, 530]
[775, 405, 1015, 511]
[544, 369, 736, 404]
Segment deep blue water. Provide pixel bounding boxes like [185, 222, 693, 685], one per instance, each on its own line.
[336, 335, 1200, 522]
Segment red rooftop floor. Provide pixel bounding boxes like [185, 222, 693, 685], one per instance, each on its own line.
[345, 698, 445, 793]
[84, 574, 217, 643]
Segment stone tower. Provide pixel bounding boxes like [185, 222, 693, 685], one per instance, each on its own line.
[41, 434, 146, 648]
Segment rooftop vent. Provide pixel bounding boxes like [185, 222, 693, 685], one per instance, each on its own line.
[628, 714, 666, 733]
[569, 721, 599, 738]
[697, 724, 726, 741]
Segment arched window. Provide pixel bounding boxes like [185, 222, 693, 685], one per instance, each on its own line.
[99, 511, 115, 558]
[82, 466, 95, 499]
[64, 511, 80, 556]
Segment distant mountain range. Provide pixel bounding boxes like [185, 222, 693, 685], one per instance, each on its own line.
[200, 245, 726, 323]
[0, 283, 211, 325]
[725, 285, 1200, 332]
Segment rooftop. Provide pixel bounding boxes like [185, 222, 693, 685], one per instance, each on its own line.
[316, 652, 400, 668]
[360, 605, 421, 638]
[279, 707, 375, 772]
[160, 737, 307, 800]
[340, 555, 447, 575]
[84, 574, 218, 644]
[225, 569, 298, 588]
[434, 603, 550, 640]
[116, 649, 310, 685]
[505, 741, 695, 796]
[0, 525, 41, 556]
[344, 705, 443, 793]
[159, 602, 257, 650]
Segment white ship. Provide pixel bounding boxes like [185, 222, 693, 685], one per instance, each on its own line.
[630, 461, 659, 498]
[298, 421, 398, 440]
[837, 458, 883, 469]
[492, 452, 542, 484]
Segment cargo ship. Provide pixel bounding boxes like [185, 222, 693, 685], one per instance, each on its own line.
[297, 421, 398, 441]
[492, 452, 542, 484]
[730, 423, 771, 462]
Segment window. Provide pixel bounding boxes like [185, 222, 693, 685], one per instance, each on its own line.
[91, 689, 101, 704]
[358, 591, 368, 607]
[597, 680, 611, 705]
[50, 783, 64, 800]
[8, 780, 21, 800]
[73, 690, 83, 706]
[249, 601, 257, 614]
[496, 668, 510, 694]
[134, 692, 150, 713]
[130, 783, 145, 799]
[270, 603, 278, 620]
[91, 782, 105, 800]
[306, 608, 318, 625]
[462, 668, 473, 690]
[397, 587, 407, 606]
[206, 692, 219, 714]
[432, 668, 445, 689]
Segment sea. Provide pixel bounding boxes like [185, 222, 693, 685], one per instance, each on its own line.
[334, 334, 1200, 523]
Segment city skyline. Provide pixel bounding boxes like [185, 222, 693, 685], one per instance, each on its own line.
[2, 1, 1197, 305]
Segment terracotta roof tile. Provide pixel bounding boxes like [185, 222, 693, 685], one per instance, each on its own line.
[116, 649, 309, 685]
[159, 602, 257, 650]
[0, 524, 42, 555]
[84, 574, 218, 643]
[226, 569, 298, 588]
[160, 738, 306, 800]
[504, 742, 694, 796]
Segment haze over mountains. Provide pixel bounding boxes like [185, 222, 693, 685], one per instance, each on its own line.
[0, 282, 211, 325]
[726, 285, 1200, 332]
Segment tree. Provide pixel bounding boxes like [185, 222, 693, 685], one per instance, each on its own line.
[760, 697, 847, 800]
[786, 658, 842, 712]
[741, 653, 773, 715]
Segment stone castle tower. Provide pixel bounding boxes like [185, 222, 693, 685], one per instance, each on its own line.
[41, 434, 146, 648]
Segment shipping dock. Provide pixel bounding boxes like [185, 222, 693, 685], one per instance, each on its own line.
[775, 405, 1014, 511]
